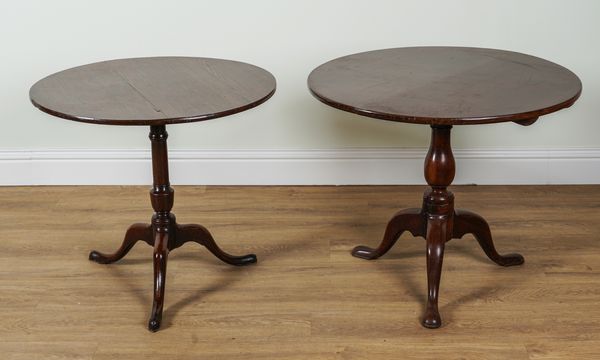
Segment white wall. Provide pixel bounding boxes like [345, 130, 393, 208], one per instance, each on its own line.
[1, 0, 599, 184]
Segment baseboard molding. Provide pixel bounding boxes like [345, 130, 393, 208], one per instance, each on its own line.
[1, 148, 599, 185]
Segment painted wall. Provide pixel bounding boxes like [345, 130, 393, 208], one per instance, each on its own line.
[0, 0, 598, 185]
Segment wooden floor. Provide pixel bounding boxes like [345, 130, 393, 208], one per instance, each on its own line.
[1, 185, 599, 359]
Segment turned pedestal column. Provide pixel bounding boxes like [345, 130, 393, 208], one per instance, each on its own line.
[352, 125, 524, 328]
[89, 125, 257, 331]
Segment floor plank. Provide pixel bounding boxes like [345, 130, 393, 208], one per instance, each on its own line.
[0, 185, 599, 359]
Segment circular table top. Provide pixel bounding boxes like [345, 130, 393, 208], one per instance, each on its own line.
[308, 47, 582, 125]
[30, 57, 276, 126]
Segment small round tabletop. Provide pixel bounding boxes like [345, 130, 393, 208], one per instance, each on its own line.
[30, 57, 276, 126]
[308, 47, 582, 125]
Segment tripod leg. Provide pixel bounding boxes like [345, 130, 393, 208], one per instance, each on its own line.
[89, 223, 153, 264]
[175, 224, 256, 266]
[352, 208, 425, 260]
[453, 209, 524, 266]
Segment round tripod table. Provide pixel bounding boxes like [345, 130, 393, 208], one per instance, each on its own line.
[308, 47, 581, 328]
[30, 57, 276, 331]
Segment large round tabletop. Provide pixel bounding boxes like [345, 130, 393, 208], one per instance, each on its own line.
[30, 56, 276, 125]
[308, 47, 581, 125]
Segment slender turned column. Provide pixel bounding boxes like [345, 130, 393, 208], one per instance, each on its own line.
[148, 124, 174, 332]
[149, 124, 175, 228]
[421, 125, 455, 329]
[90, 124, 257, 332]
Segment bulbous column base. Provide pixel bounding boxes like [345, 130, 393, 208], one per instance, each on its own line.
[352, 125, 524, 329]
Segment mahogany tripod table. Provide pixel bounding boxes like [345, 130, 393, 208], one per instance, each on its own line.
[30, 57, 276, 331]
[308, 47, 582, 328]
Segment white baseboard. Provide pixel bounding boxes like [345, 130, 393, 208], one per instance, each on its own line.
[1, 148, 599, 185]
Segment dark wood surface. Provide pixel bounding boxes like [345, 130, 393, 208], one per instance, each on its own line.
[30, 57, 276, 125]
[308, 47, 582, 125]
